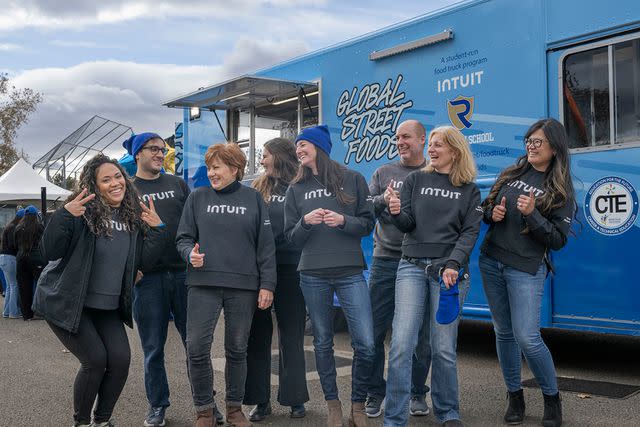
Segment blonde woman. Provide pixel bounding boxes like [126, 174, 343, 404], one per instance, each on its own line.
[383, 126, 482, 427]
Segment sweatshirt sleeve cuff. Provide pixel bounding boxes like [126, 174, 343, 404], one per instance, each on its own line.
[259, 282, 276, 292]
[523, 208, 545, 230]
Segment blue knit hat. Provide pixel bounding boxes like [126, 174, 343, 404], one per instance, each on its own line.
[122, 132, 162, 161]
[295, 125, 332, 155]
[16, 208, 25, 218]
[24, 205, 39, 216]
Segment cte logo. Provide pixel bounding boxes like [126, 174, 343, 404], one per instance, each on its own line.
[585, 176, 638, 236]
[447, 95, 474, 129]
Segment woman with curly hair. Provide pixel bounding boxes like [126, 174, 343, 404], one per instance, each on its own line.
[34, 154, 166, 427]
[479, 118, 576, 427]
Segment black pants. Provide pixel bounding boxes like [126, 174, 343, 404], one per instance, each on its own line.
[244, 264, 309, 406]
[48, 308, 131, 424]
[16, 255, 42, 320]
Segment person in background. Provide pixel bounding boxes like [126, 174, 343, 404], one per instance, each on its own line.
[176, 142, 276, 427]
[365, 119, 433, 419]
[284, 125, 375, 427]
[15, 205, 44, 320]
[1, 209, 25, 319]
[244, 138, 309, 421]
[479, 118, 576, 427]
[384, 126, 482, 427]
[122, 133, 216, 427]
[34, 154, 166, 427]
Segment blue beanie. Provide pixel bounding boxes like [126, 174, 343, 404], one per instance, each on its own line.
[24, 205, 39, 216]
[16, 208, 26, 218]
[122, 132, 162, 160]
[295, 125, 332, 155]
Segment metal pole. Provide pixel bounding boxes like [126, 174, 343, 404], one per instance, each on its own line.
[40, 187, 47, 223]
[249, 106, 256, 175]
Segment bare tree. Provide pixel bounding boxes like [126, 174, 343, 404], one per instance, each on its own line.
[0, 73, 43, 175]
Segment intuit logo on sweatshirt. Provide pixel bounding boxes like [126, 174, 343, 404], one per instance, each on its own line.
[420, 187, 462, 200]
[304, 189, 333, 200]
[269, 195, 286, 203]
[141, 191, 176, 202]
[206, 204, 247, 215]
[108, 220, 130, 232]
[506, 180, 544, 197]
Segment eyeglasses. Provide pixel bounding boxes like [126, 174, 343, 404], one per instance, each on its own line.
[141, 146, 167, 155]
[524, 138, 546, 149]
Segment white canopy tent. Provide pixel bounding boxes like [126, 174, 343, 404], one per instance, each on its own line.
[0, 159, 71, 204]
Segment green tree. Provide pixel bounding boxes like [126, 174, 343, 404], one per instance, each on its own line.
[0, 73, 43, 175]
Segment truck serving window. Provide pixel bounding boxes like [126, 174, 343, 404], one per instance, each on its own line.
[562, 34, 640, 151]
[235, 91, 319, 176]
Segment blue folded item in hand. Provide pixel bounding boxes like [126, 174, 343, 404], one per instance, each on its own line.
[436, 268, 464, 325]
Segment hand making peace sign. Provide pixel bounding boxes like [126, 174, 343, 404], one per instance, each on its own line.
[139, 197, 162, 227]
[64, 189, 95, 217]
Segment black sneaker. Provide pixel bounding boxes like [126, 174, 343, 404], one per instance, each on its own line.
[290, 405, 306, 418]
[409, 394, 430, 416]
[249, 402, 272, 422]
[213, 402, 224, 425]
[143, 407, 166, 427]
[364, 395, 384, 418]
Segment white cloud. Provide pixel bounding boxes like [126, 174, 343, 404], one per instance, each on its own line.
[12, 38, 311, 160]
[0, 0, 328, 31]
[0, 43, 20, 51]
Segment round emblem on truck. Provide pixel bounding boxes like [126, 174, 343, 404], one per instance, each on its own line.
[585, 176, 638, 236]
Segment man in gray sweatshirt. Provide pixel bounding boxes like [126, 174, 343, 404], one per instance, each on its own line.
[365, 119, 433, 418]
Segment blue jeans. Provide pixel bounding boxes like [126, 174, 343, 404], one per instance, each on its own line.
[133, 270, 188, 408]
[300, 272, 375, 402]
[367, 256, 431, 399]
[1, 255, 21, 318]
[384, 259, 469, 426]
[479, 253, 558, 395]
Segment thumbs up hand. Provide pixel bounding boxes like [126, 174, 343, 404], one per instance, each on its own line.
[517, 190, 536, 216]
[492, 196, 507, 222]
[190, 243, 205, 268]
[388, 191, 401, 215]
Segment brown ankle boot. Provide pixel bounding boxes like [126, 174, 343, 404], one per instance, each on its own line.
[194, 408, 214, 427]
[226, 404, 251, 427]
[349, 401, 369, 427]
[326, 399, 343, 427]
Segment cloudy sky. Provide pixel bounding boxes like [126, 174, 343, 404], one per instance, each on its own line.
[3, 0, 458, 160]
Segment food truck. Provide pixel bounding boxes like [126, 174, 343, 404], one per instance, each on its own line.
[165, 0, 640, 336]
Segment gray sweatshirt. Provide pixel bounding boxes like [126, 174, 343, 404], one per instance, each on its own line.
[392, 170, 482, 269]
[176, 181, 276, 291]
[284, 168, 374, 274]
[481, 167, 575, 274]
[369, 160, 426, 258]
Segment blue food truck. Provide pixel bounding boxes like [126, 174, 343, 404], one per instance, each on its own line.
[164, 0, 640, 336]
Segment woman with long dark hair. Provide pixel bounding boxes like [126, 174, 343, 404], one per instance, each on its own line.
[1, 209, 24, 318]
[284, 125, 375, 427]
[244, 138, 309, 421]
[176, 142, 276, 427]
[479, 118, 576, 427]
[15, 205, 44, 320]
[34, 154, 165, 427]
[383, 126, 482, 427]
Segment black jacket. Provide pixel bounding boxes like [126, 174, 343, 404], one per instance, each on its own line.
[33, 208, 166, 333]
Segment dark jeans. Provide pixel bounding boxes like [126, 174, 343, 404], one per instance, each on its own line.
[48, 308, 131, 425]
[244, 264, 309, 406]
[367, 256, 432, 399]
[16, 255, 42, 320]
[186, 286, 257, 410]
[300, 272, 375, 402]
[133, 270, 188, 408]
